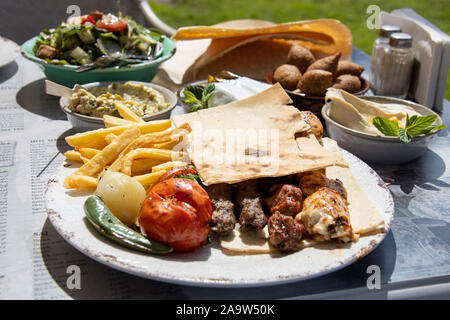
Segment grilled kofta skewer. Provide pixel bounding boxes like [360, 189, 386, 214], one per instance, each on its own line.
[208, 183, 236, 235]
[264, 183, 303, 216]
[234, 179, 267, 231]
[264, 184, 305, 252]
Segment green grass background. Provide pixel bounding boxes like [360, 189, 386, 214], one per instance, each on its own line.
[149, 0, 449, 100]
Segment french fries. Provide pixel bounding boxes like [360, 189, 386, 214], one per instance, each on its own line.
[103, 115, 135, 127]
[65, 120, 171, 149]
[63, 117, 192, 191]
[130, 158, 167, 176]
[133, 171, 166, 190]
[64, 150, 83, 163]
[133, 161, 189, 190]
[114, 101, 145, 123]
[65, 126, 141, 188]
[63, 174, 99, 189]
[106, 123, 190, 174]
[151, 161, 189, 173]
[78, 148, 100, 159]
[121, 148, 186, 176]
[105, 133, 117, 145]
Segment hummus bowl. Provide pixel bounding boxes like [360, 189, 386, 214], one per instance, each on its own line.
[322, 96, 444, 165]
[60, 81, 178, 132]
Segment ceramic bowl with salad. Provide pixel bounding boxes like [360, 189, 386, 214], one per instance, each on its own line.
[21, 10, 175, 87]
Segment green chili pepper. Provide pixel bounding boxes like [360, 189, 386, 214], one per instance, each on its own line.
[83, 195, 173, 254]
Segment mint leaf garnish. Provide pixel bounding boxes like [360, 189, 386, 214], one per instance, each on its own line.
[372, 114, 446, 143]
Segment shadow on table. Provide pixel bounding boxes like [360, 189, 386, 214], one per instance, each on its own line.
[40, 216, 397, 299]
[0, 61, 18, 84]
[81, 216, 213, 263]
[370, 149, 449, 195]
[55, 128, 79, 155]
[40, 218, 190, 299]
[16, 77, 67, 120]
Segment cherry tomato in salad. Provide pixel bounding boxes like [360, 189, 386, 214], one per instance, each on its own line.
[138, 178, 212, 252]
[96, 14, 127, 32]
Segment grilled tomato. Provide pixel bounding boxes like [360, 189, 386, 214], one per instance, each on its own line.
[138, 178, 212, 252]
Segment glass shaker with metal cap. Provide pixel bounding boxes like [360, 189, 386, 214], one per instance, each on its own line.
[373, 33, 414, 99]
[370, 25, 402, 93]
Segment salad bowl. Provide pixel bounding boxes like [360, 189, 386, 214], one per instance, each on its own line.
[21, 36, 175, 88]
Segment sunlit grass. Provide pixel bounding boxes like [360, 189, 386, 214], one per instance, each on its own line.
[149, 0, 449, 99]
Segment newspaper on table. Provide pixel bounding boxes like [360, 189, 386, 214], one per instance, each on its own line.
[0, 54, 450, 300]
[0, 56, 189, 299]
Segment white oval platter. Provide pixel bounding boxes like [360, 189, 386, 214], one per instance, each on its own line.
[45, 148, 394, 288]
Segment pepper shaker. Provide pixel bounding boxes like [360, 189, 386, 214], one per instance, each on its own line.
[372, 33, 414, 99]
[370, 25, 402, 93]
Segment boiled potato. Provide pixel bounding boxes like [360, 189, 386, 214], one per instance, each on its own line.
[95, 171, 146, 226]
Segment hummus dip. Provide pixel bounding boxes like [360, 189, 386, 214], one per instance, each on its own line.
[68, 82, 170, 118]
[325, 88, 422, 136]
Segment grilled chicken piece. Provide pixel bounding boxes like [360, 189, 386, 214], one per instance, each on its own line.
[235, 180, 267, 231]
[208, 183, 236, 235]
[264, 184, 303, 217]
[298, 169, 347, 199]
[268, 212, 305, 252]
[300, 111, 323, 142]
[296, 187, 355, 243]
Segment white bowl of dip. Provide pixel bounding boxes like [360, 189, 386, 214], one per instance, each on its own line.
[60, 81, 178, 132]
[322, 95, 444, 165]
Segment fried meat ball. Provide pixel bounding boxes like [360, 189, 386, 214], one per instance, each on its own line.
[296, 69, 333, 96]
[272, 64, 302, 91]
[336, 60, 365, 77]
[287, 43, 316, 74]
[305, 52, 341, 78]
[268, 212, 305, 252]
[332, 74, 361, 93]
[264, 184, 303, 217]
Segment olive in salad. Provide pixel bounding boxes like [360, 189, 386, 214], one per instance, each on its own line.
[33, 10, 164, 69]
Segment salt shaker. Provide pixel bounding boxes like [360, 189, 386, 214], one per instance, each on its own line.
[370, 25, 402, 92]
[372, 33, 414, 99]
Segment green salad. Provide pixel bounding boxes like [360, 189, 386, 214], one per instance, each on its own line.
[33, 10, 164, 70]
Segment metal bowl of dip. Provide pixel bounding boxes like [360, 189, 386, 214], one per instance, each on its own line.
[322, 96, 444, 165]
[60, 81, 178, 132]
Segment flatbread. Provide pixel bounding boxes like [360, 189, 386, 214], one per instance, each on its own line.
[162, 19, 352, 84]
[220, 227, 320, 254]
[172, 83, 343, 185]
[322, 139, 385, 234]
[219, 138, 386, 254]
[190, 38, 292, 82]
[173, 19, 352, 57]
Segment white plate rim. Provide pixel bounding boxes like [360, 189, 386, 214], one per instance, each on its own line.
[0, 36, 20, 68]
[45, 148, 394, 288]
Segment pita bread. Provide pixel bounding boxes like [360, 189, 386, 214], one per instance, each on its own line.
[172, 83, 343, 185]
[220, 227, 320, 254]
[219, 138, 386, 254]
[322, 139, 385, 234]
[190, 38, 292, 82]
[162, 19, 352, 84]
